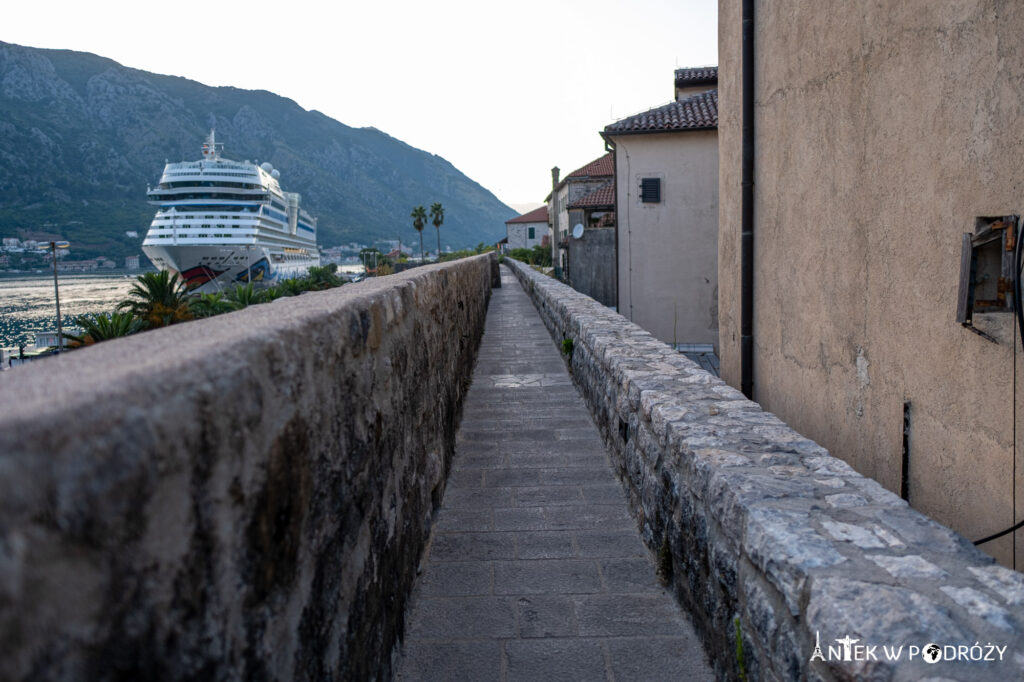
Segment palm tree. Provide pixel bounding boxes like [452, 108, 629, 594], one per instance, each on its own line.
[307, 264, 343, 290]
[117, 270, 193, 328]
[65, 311, 145, 346]
[278, 277, 312, 296]
[189, 292, 239, 318]
[226, 282, 262, 308]
[430, 202, 444, 260]
[411, 205, 427, 262]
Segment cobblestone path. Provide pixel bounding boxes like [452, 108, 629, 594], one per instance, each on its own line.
[395, 266, 714, 681]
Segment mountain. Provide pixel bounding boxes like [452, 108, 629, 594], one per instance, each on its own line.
[0, 41, 516, 260]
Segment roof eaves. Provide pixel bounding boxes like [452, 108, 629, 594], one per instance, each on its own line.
[604, 124, 717, 137]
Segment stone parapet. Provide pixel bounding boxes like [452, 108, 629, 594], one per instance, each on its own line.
[0, 255, 493, 681]
[505, 258, 1024, 682]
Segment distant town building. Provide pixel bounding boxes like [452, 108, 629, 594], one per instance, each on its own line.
[546, 154, 614, 277]
[57, 259, 99, 272]
[565, 183, 616, 307]
[125, 255, 140, 270]
[125, 231, 139, 238]
[2, 238, 19, 248]
[504, 206, 549, 250]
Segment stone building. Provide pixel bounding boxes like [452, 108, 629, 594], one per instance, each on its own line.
[717, 1, 1024, 566]
[546, 154, 614, 277]
[504, 206, 549, 250]
[566, 183, 616, 307]
[602, 74, 719, 348]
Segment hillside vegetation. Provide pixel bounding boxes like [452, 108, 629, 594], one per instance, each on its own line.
[0, 41, 516, 259]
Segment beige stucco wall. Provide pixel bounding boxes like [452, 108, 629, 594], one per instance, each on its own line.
[718, 0, 1024, 566]
[613, 130, 719, 347]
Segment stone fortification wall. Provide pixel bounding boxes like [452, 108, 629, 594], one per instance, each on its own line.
[0, 255, 494, 681]
[505, 258, 1024, 682]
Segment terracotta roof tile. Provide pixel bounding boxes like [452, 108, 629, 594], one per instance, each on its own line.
[604, 89, 717, 135]
[569, 181, 615, 209]
[675, 66, 718, 88]
[505, 205, 549, 224]
[566, 153, 614, 179]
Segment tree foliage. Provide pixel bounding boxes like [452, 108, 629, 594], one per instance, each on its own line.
[116, 270, 192, 328]
[430, 202, 444, 258]
[411, 205, 427, 262]
[65, 311, 145, 346]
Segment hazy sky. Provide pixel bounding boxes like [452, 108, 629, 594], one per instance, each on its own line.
[4, 0, 717, 211]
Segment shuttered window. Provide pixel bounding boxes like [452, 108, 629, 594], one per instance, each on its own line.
[640, 177, 661, 203]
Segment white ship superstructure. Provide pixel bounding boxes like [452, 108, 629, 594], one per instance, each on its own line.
[142, 131, 319, 291]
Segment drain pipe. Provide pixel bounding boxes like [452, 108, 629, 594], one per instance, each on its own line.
[740, 0, 756, 399]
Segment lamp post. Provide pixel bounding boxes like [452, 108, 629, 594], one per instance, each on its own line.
[39, 240, 70, 351]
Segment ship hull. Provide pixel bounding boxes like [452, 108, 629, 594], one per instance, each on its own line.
[142, 244, 318, 293]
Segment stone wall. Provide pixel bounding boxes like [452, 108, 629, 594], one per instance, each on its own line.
[567, 226, 615, 307]
[0, 254, 494, 681]
[506, 258, 1024, 682]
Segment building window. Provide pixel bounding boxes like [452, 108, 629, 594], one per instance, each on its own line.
[957, 215, 1019, 326]
[528, 226, 535, 240]
[640, 178, 661, 203]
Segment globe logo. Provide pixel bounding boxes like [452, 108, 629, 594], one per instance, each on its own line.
[922, 643, 942, 664]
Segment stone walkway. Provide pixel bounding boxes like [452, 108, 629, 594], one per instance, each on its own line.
[395, 266, 713, 681]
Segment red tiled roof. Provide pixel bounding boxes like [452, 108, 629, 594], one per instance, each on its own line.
[569, 181, 615, 209]
[505, 205, 549, 224]
[675, 66, 718, 88]
[604, 89, 717, 135]
[566, 153, 614, 179]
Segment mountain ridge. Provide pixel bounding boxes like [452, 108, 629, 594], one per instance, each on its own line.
[0, 41, 516, 259]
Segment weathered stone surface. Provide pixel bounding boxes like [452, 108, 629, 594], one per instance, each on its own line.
[0, 255, 494, 681]
[505, 258, 1024, 682]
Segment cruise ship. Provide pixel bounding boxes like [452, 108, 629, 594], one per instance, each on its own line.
[142, 131, 320, 291]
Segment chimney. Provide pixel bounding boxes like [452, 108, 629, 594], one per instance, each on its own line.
[550, 167, 561, 269]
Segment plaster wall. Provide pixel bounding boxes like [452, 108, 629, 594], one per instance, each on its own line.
[612, 130, 719, 347]
[717, 1, 1024, 566]
[0, 255, 494, 681]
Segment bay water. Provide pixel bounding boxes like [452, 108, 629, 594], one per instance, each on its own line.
[0, 273, 138, 348]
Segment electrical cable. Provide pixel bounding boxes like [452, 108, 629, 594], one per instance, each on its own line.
[974, 218, 1023, 551]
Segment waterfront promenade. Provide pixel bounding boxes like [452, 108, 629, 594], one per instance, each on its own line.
[396, 266, 713, 680]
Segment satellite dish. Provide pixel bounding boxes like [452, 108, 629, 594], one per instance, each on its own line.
[572, 223, 584, 239]
[271, 169, 281, 180]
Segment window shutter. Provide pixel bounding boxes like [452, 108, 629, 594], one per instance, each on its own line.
[955, 233, 972, 324]
[640, 178, 661, 203]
